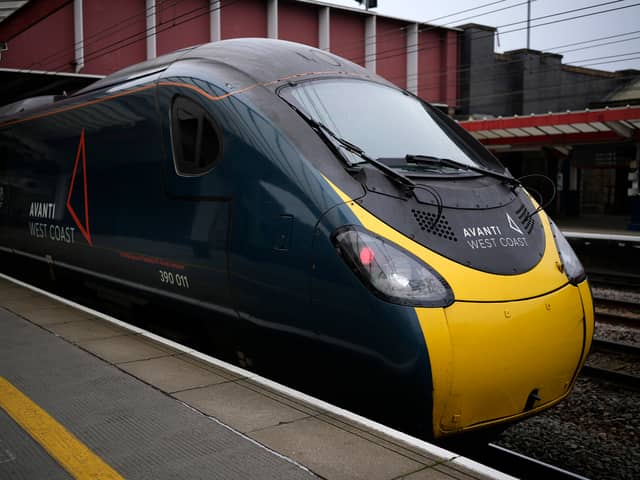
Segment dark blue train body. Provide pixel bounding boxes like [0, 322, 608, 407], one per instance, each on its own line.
[0, 39, 593, 439]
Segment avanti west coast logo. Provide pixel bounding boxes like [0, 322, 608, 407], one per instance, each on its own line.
[506, 212, 524, 234]
[28, 129, 92, 246]
[462, 213, 529, 250]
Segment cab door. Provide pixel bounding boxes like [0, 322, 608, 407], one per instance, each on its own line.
[155, 66, 234, 317]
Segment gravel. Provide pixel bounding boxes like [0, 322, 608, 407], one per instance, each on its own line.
[495, 378, 640, 480]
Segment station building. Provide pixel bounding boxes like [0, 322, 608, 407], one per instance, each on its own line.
[0, 0, 459, 108]
[456, 23, 640, 230]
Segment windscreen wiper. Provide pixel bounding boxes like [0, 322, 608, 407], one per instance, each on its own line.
[286, 102, 416, 191]
[315, 122, 415, 190]
[406, 154, 521, 187]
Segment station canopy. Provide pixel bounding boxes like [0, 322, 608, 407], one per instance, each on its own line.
[459, 106, 640, 149]
[0, 68, 102, 107]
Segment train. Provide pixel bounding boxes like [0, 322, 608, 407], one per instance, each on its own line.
[0, 38, 594, 440]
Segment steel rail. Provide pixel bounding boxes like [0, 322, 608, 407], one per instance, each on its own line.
[592, 338, 640, 356]
[595, 312, 640, 328]
[581, 365, 640, 391]
[587, 271, 640, 290]
[583, 339, 640, 390]
[455, 443, 590, 480]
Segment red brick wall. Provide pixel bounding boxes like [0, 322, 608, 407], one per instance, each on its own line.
[0, 0, 460, 107]
[418, 29, 441, 102]
[329, 9, 364, 66]
[157, 0, 209, 56]
[376, 17, 407, 89]
[418, 29, 458, 106]
[279, 0, 318, 47]
[221, 0, 267, 40]
[0, 0, 74, 72]
[83, 0, 146, 74]
[444, 30, 459, 107]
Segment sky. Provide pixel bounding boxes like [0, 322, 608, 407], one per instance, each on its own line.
[321, 0, 640, 71]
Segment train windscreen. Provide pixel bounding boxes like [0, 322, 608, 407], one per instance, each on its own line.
[279, 78, 505, 173]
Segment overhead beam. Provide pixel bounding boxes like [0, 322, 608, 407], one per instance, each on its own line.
[0, 1, 28, 19]
[0, 2, 27, 9]
[477, 130, 637, 147]
[461, 107, 640, 132]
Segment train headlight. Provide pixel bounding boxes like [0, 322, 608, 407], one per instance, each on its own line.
[550, 221, 586, 284]
[333, 227, 454, 307]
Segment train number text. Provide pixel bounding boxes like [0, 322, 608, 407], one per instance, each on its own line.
[159, 270, 190, 289]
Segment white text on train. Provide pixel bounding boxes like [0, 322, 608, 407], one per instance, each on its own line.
[29, 202, 56, 220]
[28, 222, 76, 244]
[462, 225, 502, 237]
[466, 236, 529, 249]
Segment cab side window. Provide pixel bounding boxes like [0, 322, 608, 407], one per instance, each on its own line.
[170, 96, 222, 176]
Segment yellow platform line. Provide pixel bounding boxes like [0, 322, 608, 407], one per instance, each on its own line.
[0, 376, 123, 480]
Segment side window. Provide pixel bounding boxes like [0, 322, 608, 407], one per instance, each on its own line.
[170, 96, 222, 176]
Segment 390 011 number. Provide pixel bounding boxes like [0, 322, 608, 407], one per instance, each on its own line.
[159, 270, 190, 289]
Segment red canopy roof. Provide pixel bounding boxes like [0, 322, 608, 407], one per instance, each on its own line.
[459, 106, 640, 147]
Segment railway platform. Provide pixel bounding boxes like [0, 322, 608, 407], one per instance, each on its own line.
[558, 221, 640, 283]
[0, 274, 510, 480]
[557, 215, 640, 241]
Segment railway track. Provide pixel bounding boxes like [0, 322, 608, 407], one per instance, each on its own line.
[595, 307, 639, 327]
[592, 338, 640, 356]
[453, 443, 589, 479]
[582, 339, 640, 391]
[588, 270, 640, 291]
[590, 282, 640, 328]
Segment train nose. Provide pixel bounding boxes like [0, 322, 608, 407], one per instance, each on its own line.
[417, 281, 594, 438]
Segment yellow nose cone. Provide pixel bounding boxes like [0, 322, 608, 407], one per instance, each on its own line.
[418, 280, 593, 437]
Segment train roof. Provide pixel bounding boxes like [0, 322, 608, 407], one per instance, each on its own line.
[75, 38, 377, 97]
[0, 39, 379, 122]
[186, 38, 374, 83]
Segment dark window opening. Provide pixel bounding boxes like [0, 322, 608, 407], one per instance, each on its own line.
[200, 119, 220, 169]
[171, 96, 222, 176]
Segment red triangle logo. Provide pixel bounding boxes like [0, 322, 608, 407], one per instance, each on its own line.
[66, 129, 92, 246]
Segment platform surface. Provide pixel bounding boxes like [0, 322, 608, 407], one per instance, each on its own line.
[0, 276, 505, 480]
[557, 214, 640, 241]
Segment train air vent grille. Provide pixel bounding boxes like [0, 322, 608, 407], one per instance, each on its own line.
[515, 205, 536, 234]
[411, 209, 458, 242]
